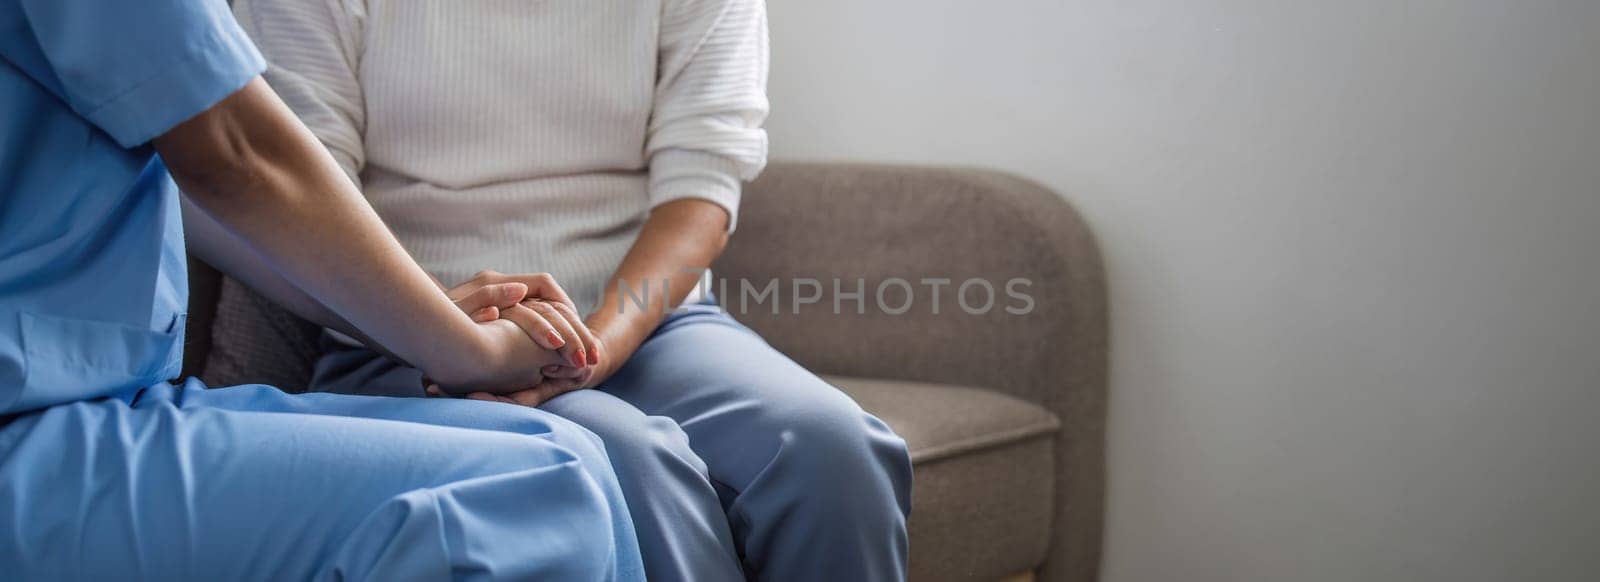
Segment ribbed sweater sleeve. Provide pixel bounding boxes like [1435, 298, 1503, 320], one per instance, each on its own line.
[233, 0, 367, 186]
[648, 0, 770, 231]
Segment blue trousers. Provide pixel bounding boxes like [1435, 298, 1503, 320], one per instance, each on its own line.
[312, 301, 914, 582]
[0, 379, 647, 581]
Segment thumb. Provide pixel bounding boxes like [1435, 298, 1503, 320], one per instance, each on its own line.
[469, 305, 499, 323]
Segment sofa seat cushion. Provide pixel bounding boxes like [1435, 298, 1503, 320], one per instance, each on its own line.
[200, 277, 321, 391]
[825, 376, 1061, 582]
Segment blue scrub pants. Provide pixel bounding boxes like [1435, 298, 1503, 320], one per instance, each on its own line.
[0, 379, 646, 581]
[312, 301, 914, 582]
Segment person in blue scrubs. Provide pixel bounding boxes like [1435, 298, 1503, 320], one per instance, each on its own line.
[0, 1, 646, 580]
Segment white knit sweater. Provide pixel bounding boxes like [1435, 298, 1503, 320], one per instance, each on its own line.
[233, 0, 769, 314]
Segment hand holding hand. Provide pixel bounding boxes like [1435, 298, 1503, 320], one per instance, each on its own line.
[455, 313, 627, 407]
[446, 270, 600, 367]
[427, 271, 602, 398]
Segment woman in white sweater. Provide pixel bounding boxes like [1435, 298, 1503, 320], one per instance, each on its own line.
[231, 0, 911, 580]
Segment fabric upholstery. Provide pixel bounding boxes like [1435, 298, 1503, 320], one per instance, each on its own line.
[180, 255, 223, 380]
[198, 275, 320, 391]
[832, 377, 1059, 582]
[718, 163, 1108, 582]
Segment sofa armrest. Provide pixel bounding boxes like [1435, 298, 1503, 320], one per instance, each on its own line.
[714, 162, 1108, 582]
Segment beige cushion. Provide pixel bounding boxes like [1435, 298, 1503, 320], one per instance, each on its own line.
[828, 376, 1061, 582]
[722, 163, 1108, 582]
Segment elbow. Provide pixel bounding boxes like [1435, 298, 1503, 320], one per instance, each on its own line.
[153, 78, 302, 208]
[711, 227, 731, 254]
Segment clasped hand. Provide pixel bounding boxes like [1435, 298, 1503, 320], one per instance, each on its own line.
[429, 270, 606, 406]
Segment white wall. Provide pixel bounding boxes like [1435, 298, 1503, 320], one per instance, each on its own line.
[765, 1, 1600, 580]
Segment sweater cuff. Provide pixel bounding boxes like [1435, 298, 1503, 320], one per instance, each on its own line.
[649, 149, 746, 232]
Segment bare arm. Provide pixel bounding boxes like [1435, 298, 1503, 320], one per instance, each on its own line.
[585, 0, 765, 370]
[506, 0, 768, 397]
[182, 197, 530, 365]
[581, 0, 766, 375]
[181, 196, 358, 336]
[157, 77, 558, 391]
[585, 199, 730, 376]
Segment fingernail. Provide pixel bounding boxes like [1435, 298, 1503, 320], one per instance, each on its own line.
[588, 346, 599, 365]
[573, 349, 586, 367]
[546, 332, 564, 347]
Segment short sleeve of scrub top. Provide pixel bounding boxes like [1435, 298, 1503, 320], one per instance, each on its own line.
[4, 0, 266, 147]
[0, 0, 266, 415]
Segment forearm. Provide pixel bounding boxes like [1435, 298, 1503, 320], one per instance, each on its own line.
[182, 196, 428, 365]
[589, 199, 730, 356]
[182, 197, 355, 334]
[158, 78, 489, 382]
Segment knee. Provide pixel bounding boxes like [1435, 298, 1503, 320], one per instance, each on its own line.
[473, 438, 633, 579]
[538, 413, 613, 464]
[344, 443, 621, 580]
[580, 412, 706, 477]
[764, 389, 912, 500]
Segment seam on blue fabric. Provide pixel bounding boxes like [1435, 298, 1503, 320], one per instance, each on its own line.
[78, 26, 230, 119]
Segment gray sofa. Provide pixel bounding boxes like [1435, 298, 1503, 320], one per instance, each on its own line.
[181, 162, 1108, 582]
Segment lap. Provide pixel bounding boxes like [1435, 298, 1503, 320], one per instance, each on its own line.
[597, 307, 874, 484]
[599, 305, 860, 422]
[540, 388, 669, 441]
[0, 380, 613, 581]
[309, 305, 848, 426]
[200, 377, 599, 447]
[306, 304, 875, 483]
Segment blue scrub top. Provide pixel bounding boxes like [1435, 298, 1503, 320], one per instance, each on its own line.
[0, 0, 266, 415]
